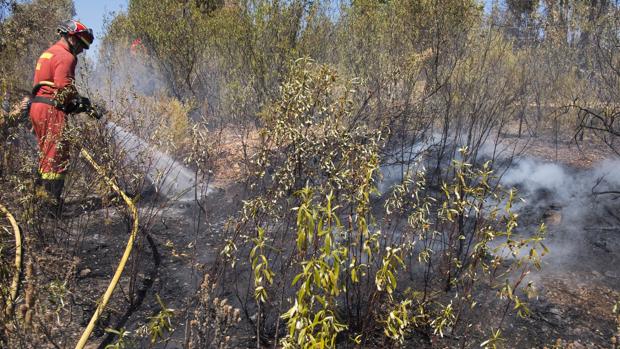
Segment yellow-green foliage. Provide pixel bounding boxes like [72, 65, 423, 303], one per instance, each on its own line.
[104, 328, 133, 349]
[225, 59, 548, 348]
[156, 97, 191, 150]
[280, 189, 348, 348]
[147, 294, 175, 344]
[230, 58, 382, 346]
[117, 93, 191, 152]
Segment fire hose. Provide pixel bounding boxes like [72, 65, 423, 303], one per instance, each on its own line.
[75, 148, 138, 349]
[0, 202, 22, 315]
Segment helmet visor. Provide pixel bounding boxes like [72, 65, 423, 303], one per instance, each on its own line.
[75, 29, 94, 49]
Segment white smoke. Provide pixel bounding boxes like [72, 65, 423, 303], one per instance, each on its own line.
[501, 160, 571, 200]
[500, 157, 620, 224]
[378, 134, 441, 193]
[379, 136, 620, 278]
[499, 157, 620, 277]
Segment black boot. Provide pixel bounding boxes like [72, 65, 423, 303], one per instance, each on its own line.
[42, 178, 65, 217]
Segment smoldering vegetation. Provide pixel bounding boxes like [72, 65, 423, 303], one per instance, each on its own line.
[501, 158, 620, 278]
[1, 0, 620, 348]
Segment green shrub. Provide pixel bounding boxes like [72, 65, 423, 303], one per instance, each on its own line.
[221, 59, 547, 347]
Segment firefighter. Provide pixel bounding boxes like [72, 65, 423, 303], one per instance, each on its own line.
[29, 19, 95, 213]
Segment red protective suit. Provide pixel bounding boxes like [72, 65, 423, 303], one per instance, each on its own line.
[29, 40, 77, 180]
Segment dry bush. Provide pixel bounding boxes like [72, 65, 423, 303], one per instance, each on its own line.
[189, 273, 241, 348]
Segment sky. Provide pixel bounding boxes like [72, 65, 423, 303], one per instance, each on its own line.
[74, 0, 128, 60]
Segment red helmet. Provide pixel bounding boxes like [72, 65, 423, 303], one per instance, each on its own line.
[57, 20, 94, 49]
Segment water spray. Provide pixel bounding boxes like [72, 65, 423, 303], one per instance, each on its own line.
[105, 120, 212, 202]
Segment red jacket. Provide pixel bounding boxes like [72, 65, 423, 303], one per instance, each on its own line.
[32, 40, 77, 104]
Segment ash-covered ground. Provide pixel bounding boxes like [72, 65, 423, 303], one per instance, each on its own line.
[22, 149, 619, 348]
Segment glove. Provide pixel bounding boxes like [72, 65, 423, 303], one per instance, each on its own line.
[65, 96, 91, 114]
[75, 96, 92, 113]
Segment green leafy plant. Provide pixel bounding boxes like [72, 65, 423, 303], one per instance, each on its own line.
[280, 189, 348, 348]
[147, 294, 174, 344]
[104, 328, 133, 349]
[221, 58, 550, 348]
[47, 280, 68, 324]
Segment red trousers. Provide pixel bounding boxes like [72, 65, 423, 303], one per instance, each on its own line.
[29, 103, 69, 180]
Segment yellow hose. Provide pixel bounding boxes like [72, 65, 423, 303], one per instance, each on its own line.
[75, 148, 139, 349]
[0, 202, 22, 315]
